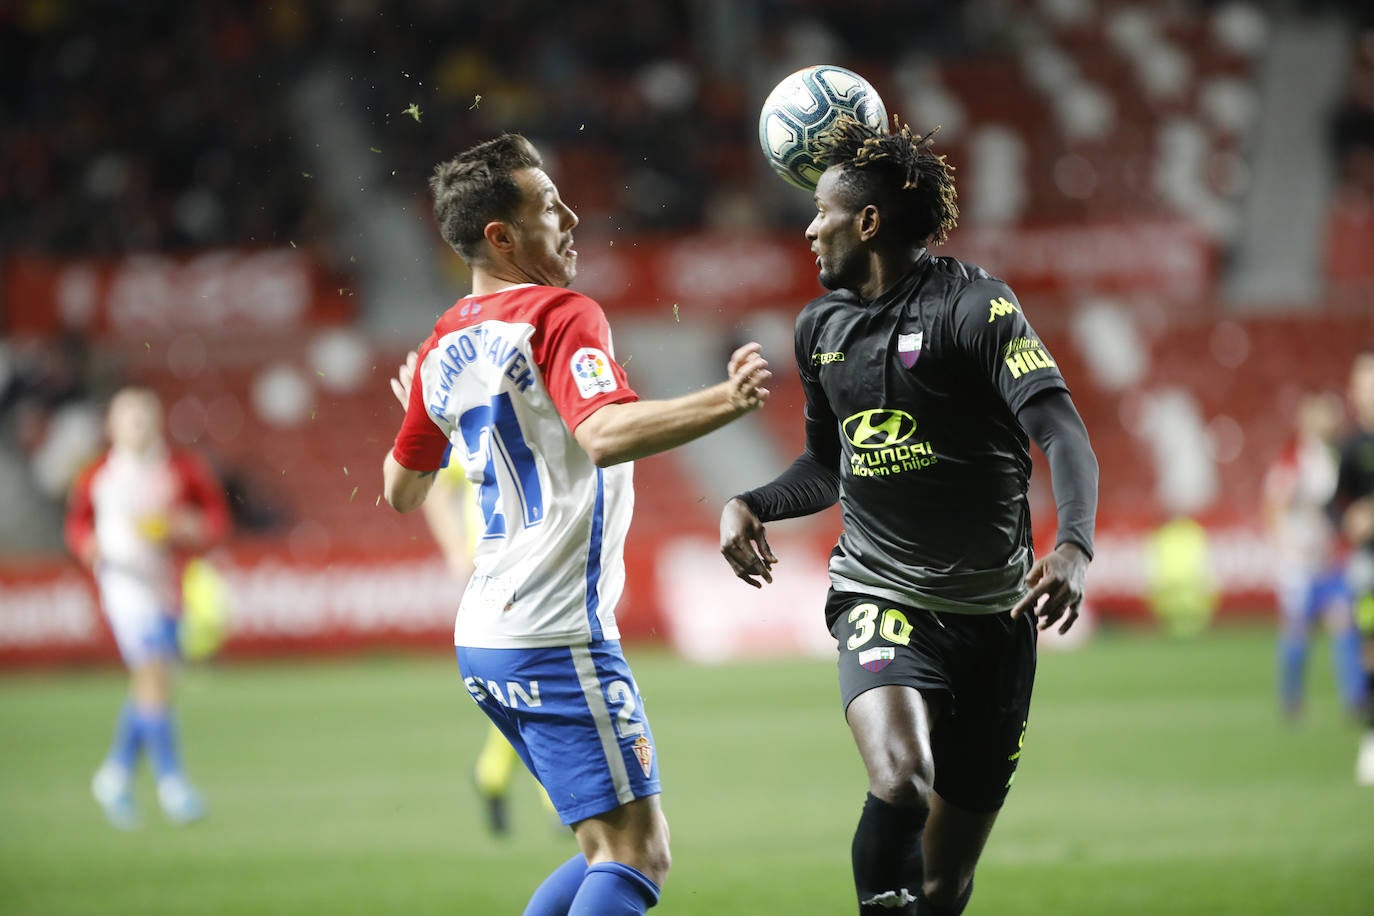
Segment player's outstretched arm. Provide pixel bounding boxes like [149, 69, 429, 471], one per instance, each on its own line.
[573, 342, 770, 467]
[720, 497, 777, 588]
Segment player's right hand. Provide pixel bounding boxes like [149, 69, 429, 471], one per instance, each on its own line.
[390, 350, 419, 409]
[720, 497, 777, 588]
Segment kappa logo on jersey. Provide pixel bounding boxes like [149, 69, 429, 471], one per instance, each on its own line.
[897, 330, 923, 369]
[458, 301, 483, 318]
[988, 296, 1019, 322]
[1002, 337, 1057, 380]
[632, 736, 654, 777]
[843, 409, 917, 449]
[858, 646, 895, 672]
[571, 347, 617, 398]
[812, 351, 845, 365]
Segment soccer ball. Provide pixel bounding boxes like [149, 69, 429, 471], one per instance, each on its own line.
[758, 65, 889, 191]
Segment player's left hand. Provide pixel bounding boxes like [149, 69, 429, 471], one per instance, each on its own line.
[390, 350, 419, 409]
[1343, 498, 1374, 546]
[1011, 542, 1090, 634]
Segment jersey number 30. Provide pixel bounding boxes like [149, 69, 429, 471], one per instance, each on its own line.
[457, 392, 544, 539]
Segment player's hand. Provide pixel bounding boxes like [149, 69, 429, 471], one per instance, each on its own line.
[390, 350, 419, 409]
[1010, 542, 1090, 634]
[164, 508, 207, 549]
[720, 497, 777, 588]
[726, 342, 771, 411]
[1343, 498, 1374, 546]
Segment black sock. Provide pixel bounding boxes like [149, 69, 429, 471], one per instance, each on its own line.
[916, 876, 973, 916]
[853, 793, 927, 915]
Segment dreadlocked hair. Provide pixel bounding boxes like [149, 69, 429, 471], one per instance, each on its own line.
[819, 115, 959, 246]
[430, 133, 542, 262]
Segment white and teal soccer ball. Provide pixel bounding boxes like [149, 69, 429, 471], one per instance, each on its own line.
[758, 64, 889, 191]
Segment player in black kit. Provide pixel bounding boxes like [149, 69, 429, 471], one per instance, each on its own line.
[1332, 348, 1374, 785]
[720, 118, 1099, 915]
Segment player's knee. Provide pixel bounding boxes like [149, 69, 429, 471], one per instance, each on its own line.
[643, 842, 671, 888]
[640, 813, 672, 886]
[867, 755, 934, 809]
[588, 810, 671, 887]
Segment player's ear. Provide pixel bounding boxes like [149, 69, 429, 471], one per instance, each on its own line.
[484, 220, 516, 253]
[858, 204, 880, 241]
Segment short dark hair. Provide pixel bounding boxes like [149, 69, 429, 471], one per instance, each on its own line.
[818, 116, 959, 246]
[430, 133, 543, 262]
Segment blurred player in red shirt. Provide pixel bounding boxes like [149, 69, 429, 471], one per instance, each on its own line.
[65, 387, 230, 828]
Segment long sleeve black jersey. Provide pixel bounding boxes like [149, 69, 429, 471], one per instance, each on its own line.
[744, 251, 1076, 614]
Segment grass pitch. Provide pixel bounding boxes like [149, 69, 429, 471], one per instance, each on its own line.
[1, 626, 1371, 915]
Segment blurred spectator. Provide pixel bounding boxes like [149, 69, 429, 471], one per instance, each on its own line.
[0, 332, 103, 501]
[1330, 30, 1374, 197]
[0, 1, 322, 254]
[0, 0, 1289, 254]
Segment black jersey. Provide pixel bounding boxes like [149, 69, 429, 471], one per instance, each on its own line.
[1334, 429, 1374, 550]
[795, 252, 1068, 613]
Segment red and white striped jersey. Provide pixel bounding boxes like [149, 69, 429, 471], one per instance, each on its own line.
[1264, 436, 1340, 573]
[65, 446, 230, 606]
[391, 284, 639, 649]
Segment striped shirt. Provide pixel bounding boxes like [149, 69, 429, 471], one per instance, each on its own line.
[392, 284, 638, 648]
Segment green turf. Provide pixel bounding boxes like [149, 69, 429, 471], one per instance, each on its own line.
[1, 627, 1371, 915]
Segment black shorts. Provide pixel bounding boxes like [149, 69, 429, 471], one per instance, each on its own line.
[827, 589, 1037, 813]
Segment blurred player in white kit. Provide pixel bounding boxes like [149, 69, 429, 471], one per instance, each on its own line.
[1263, 392, 1363, 721]
[65, 387, 230, 828]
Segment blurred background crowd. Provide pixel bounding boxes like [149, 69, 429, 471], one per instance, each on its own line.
[3, 0, 1374, 657]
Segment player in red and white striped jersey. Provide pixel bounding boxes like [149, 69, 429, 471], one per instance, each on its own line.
[1262, 393, 1362, 720]
[384, 134, 770, 915]
[65, 387, 230, 828]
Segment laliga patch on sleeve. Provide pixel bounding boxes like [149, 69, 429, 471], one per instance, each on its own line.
[570, 347, 617, 399]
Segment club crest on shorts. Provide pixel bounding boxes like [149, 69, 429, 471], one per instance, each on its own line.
[632, 735, 654, 777]
[858, 646, 895, 672]
[897, 330, 923, 369]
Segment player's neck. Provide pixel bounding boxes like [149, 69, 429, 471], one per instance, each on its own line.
[858, 248, 926, 301]
[471, 267, 532, 297]
[112, 440, 165, 461]
[472, 263, 557, 295]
